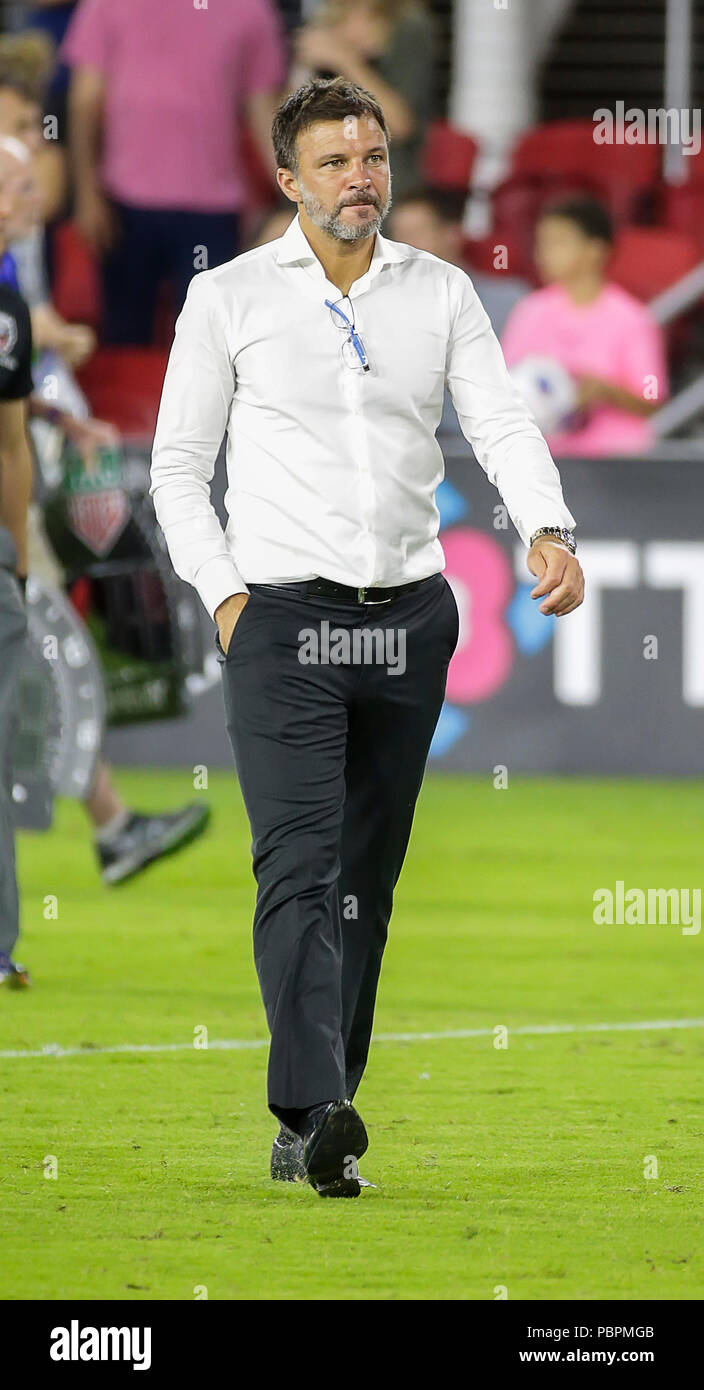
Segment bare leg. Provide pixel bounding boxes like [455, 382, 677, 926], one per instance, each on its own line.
[82, 758, 128, 831]
[83, 756, 210, 885]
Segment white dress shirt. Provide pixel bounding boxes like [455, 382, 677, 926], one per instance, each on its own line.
[150, 212, 576, 618]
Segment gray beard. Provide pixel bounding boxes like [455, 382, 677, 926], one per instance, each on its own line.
[296, 176, 392, 241]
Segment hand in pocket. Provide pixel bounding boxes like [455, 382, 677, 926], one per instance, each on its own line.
[215, 593, 250, 655]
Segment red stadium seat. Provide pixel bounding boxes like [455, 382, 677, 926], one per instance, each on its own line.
[51, 220, 102, 328]
[421, 119, 477, 192]
[487, 119, 663, 280]
[509, 119, 660, 223]
[661, 149, 704, 253]
[608, 226, 702, 302]
[75, 348, 170, 440]
[461, 230, 528, 279]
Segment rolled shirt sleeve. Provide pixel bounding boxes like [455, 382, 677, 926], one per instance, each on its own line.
[150, 273, 248, 619]
[445, 268, 577, 546]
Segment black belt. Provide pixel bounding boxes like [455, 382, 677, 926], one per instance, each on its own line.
[248, 574, 439, 606]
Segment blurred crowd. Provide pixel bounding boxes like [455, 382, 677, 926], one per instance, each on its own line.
[0, 0, 692, 457]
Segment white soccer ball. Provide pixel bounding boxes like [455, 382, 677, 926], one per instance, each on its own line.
[508, 355, 578, 434]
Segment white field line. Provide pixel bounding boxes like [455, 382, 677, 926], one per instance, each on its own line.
[2, 1017, 704, 1061]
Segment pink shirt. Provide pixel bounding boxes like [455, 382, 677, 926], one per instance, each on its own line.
[62, 0, 286, 212]
[501, 282, 667, 455]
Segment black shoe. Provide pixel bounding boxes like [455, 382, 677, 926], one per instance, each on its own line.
[0, 952, 31, 988]
[270, 1125, 305, 1182]
[97, 804, 210, 885]
[302, 1100, 368, 1198]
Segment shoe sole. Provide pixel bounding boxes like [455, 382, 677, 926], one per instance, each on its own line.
[304, 1103, 368, 1198]
[102, 807, 211, 885]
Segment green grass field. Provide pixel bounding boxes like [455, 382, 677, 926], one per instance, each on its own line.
[2, 770, 702, 1301]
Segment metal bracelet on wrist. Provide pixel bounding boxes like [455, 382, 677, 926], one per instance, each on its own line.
[529, 527, 576, 555]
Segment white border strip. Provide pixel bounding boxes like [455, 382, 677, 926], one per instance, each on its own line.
[2, 1017, 704, 1060]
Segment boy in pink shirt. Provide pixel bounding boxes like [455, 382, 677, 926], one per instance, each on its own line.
[501, 197, 667, 456]
[62, 0, 286, 344]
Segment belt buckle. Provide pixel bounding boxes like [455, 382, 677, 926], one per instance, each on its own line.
[357, 586, 366, 603]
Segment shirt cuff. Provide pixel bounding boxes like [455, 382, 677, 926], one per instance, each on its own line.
[193, 555, 249, 620]
[517, 509, 577, 548]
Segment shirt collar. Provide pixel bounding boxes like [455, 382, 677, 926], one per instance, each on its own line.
[274, 210, 408, 284]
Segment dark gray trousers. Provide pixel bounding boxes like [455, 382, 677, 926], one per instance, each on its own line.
[216, 572, 459, 1122]
[0, 526, 27, 957]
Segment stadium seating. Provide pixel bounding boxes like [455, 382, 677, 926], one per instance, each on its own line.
[483, 118, 662, 281]
[661, 148, 704, 254]
[50, 220, 101, 328]
[75, 348, 169, 440]
[607, 225, 702, 303]
[507, 119, 660, 223]
[421, 119, 478, 192]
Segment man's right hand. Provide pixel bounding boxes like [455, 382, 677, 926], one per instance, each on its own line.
[214, 593, 250, 655]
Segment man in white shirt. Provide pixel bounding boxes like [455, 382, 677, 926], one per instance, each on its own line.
[150, 77, 583, 1198]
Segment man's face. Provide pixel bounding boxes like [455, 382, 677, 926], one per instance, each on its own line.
[284, 116, 392, 242]
[0, 89, 42, 154]
[535, 215, 607, 284]
[389, 202, 461, 263]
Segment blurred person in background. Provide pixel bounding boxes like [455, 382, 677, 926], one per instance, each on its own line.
[0, 137, 34, 988]
[388, 186, 530, 433]
[0, 30, 67, 225]
[14, 2, 78, 144]
[0, 126, 109, 454]
[0, 47, 93, 367]
[0, 114, 116, 465]
[501, 197, 668, 456]
[290, 0, 435, 198]
[0, 133, 210, 889]
[62, 0, 287, 344]
[0, 62, 113, 485]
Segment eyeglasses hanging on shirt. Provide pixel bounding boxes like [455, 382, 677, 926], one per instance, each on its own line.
[325, 296, 370, 373]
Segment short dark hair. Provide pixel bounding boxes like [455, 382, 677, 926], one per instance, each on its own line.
[272, 76, 390, 175]
[539, 195, 614, 245]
